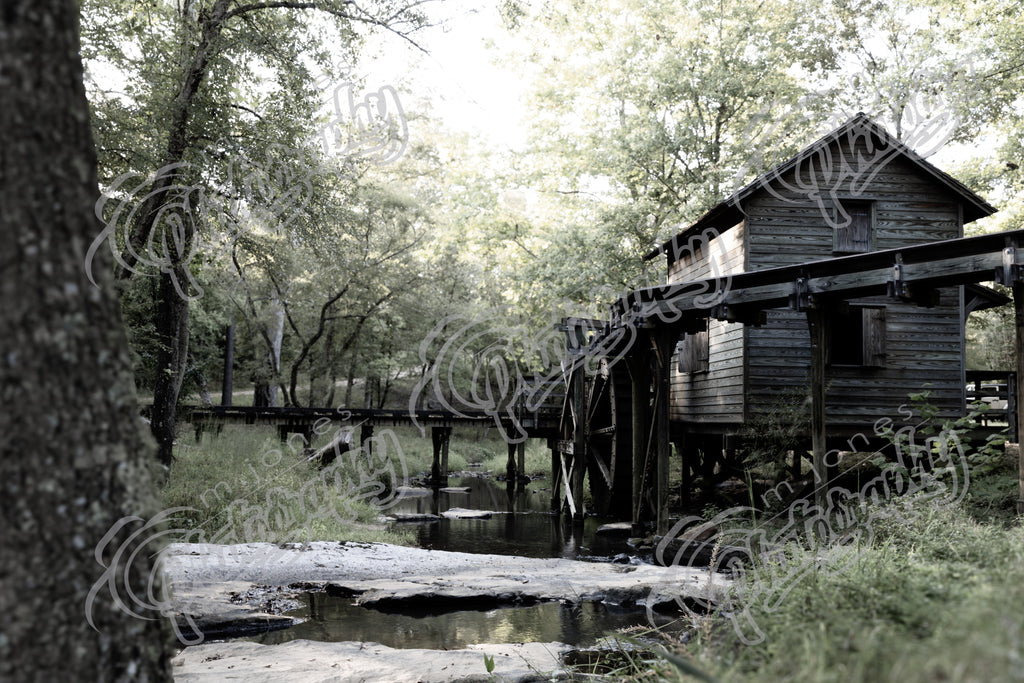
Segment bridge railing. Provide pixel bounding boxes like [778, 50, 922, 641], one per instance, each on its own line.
[965, 370, 1017, 440]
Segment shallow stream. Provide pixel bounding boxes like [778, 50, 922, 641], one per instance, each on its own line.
[244, 474, 680, 651]
[387, 472, 635, 560]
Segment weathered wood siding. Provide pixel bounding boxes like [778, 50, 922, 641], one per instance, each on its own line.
[741, 136, 965, 431]
[668, 222, 747, 423]
[744, 295, 963, 432]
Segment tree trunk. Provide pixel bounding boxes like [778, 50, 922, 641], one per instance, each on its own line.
[221, 315, 234, 406]
[0, 1, 173, 679]
[151, 271, 190, 466]
[344, 354, 359, 408]
[267, 294, 284, 406]
[120, 0, 232, 464]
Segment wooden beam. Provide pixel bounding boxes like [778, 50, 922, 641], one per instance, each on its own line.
[628, 346, 650, 532]
[1014, 282, 1024, 515]
[806, 307, 831, 513]
[621, 232, 1024, 333]
[654, 330, 674, 535]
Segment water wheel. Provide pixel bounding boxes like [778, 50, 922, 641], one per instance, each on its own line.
[556, 358, 634, 519]
[584, 358, 633, 518]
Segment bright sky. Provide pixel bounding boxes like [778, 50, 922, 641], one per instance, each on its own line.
[355, 0, 530, 152]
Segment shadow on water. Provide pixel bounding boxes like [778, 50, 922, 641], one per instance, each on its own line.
[249, 591, 685, 649]
[387, 475, 636, 561]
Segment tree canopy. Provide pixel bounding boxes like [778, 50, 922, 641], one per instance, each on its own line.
[78, 0, 1024, 442]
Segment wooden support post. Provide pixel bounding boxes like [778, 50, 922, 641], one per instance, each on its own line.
[506, 442, 517, 488]
[806, 307, 831, 512]
[628, 347, 650, 532]
[654, 330, 674, 535]
[360, 423, 374, 458]
[549, 438, 560, 512]
[517, 440, 527, 489]
[431, 426, 451, 486]
[570, 365, 586, 524]
[1014, 282, 1024, 515]
[701, 438, 716, 499]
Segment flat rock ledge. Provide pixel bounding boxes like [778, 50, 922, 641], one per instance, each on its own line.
[441, 507, 495, 519]
[164, 542, 730, 681]
[172, 639, 572, 683]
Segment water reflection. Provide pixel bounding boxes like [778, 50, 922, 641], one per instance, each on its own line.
[389, 476, 632, 560]
[249, 592, 684, 649]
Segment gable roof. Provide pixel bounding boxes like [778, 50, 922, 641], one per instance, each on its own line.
[645, 112, 997, 262]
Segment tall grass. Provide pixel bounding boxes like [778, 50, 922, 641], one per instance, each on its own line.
[159, 425, 413, 545]
[650, 479, 1024, 682]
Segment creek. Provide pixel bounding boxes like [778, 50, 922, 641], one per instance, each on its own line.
[388, 472, 635, 560]
[243, 474, 687, 651]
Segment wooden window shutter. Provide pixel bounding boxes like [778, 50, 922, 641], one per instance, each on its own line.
[862, 307, 886, 367]
[678, 323, 710, 373]
[696, 325, 710, 372]
[835, 200, 872, 253]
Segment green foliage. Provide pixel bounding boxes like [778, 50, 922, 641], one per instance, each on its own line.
[159, 425, 413, 545]
[679, 504, 1024, 683]
[966, 287, 1016, 371]
[483, 652, 495, 674]
[871, 387, 1008, 481]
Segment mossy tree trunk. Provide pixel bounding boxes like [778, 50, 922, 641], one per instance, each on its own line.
[0, 1, 173, 680]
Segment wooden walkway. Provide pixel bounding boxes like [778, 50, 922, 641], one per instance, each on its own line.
[170, 382, 564, 487]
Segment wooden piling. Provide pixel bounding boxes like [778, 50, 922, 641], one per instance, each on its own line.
[517, 440, 527, 489]
[430, 426, 451, 486]
[1014, 282, 1024, 515]
[628, 347, 650, 532]
[549, 437, 560, 512]
[806, 307, 831, 512]
[654, 330, 674, 535]
[506, 442, 517, 487]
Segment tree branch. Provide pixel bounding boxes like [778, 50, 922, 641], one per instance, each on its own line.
[224, 0, 432, 53]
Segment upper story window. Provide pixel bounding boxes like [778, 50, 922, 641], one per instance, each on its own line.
[833, 199, 873, 254]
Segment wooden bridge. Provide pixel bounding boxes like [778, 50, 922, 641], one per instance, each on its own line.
[180, 375, 565, 487]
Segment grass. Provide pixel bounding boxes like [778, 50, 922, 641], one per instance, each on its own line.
[158, 420, 556, 547]
[631, 451, 1024, 683]
[159, 425, 414, 546]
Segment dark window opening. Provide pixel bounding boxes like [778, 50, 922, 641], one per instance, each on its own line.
[829, 305, 886, 367]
